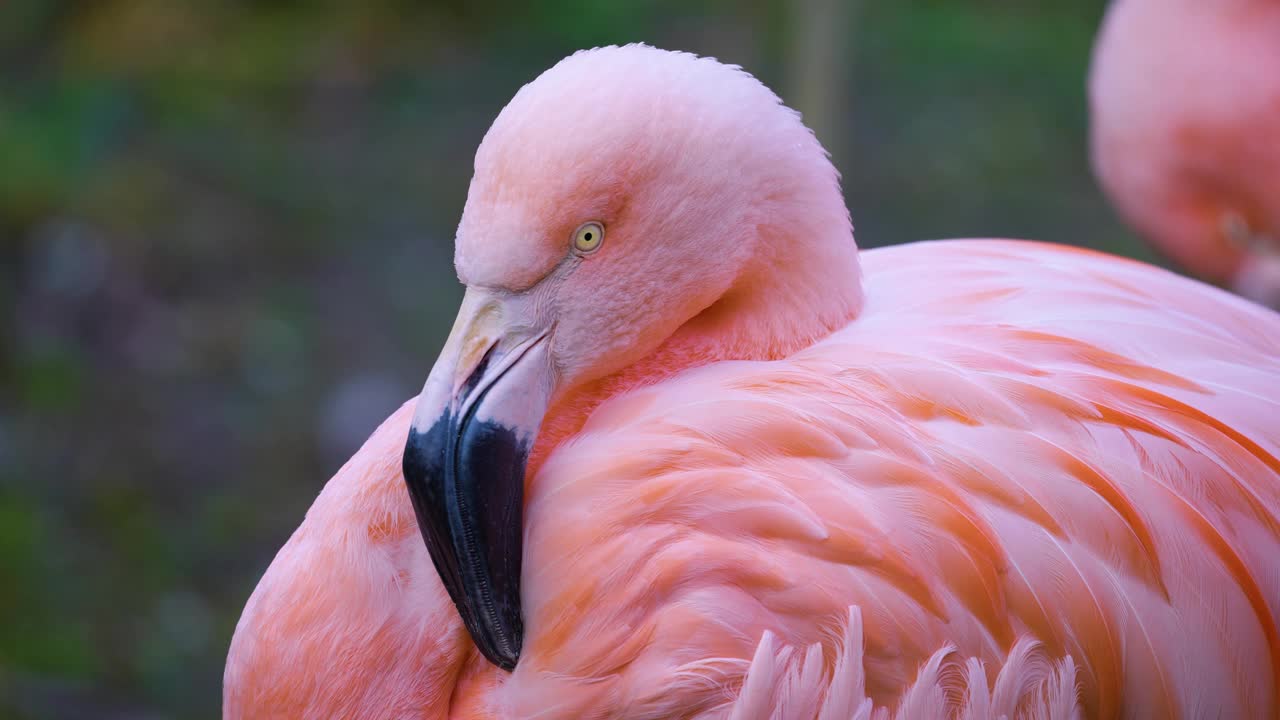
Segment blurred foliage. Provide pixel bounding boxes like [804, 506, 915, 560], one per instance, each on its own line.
[0, 0, 1137, 717]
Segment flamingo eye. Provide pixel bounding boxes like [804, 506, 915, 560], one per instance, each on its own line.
[572, 222, 604, 255]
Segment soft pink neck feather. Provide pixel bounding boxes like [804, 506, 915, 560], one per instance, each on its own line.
[530, 217, 862, 479]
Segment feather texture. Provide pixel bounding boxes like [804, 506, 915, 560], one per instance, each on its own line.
[503, 240, 1280, 719]
[724, 606, 1081, 720]
[226, 239, 1280, 719]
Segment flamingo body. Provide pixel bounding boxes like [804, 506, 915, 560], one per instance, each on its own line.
[227, 240, 1280, 718]
[226, 46, 1280, 719]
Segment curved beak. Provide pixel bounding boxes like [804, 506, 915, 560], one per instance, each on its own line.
[402, 289, 553, 671]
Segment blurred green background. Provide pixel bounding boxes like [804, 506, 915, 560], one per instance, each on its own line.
[1, 0, 1149, 717]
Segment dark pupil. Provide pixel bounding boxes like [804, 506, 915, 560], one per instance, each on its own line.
[584, 232, 593, 241]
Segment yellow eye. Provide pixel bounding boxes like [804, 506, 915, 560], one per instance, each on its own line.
[572, 222, 605, 254]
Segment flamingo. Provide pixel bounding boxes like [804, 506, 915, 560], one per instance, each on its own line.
[1089, 0, 1280, 310]
[224, 45, 1280, 719]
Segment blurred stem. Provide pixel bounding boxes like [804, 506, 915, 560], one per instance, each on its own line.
[785, 0, 858, 163]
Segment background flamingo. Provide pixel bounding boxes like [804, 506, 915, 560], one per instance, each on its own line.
[225, 46, 1280, 718]
[1089, 0, 1280, 309]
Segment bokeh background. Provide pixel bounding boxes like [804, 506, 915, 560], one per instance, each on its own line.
[2, 1, 1151, 717]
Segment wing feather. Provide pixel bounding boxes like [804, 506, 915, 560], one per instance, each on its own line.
[509, 240, 1280, 718]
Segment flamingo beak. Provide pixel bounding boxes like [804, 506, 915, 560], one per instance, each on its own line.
[402, 289, 553, 671]
[1231, 248, 1280, 311]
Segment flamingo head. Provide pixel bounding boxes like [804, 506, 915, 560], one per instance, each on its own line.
[400, 44, 857, 670]
[1088, 0, 1280, 311]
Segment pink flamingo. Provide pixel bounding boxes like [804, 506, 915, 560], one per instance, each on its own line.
[225, 46, 1280, 718]
[1090, 0, 1280, 309]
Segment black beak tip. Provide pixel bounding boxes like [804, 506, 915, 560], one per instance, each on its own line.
[401, 415, 527, 672]
[488, 638, 520, 672]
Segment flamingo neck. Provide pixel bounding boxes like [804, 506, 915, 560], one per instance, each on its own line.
[528, 226, 862, 480]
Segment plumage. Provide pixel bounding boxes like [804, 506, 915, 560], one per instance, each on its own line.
[1089, 0, 1280, 309]
[225, 45, 1280, 719]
